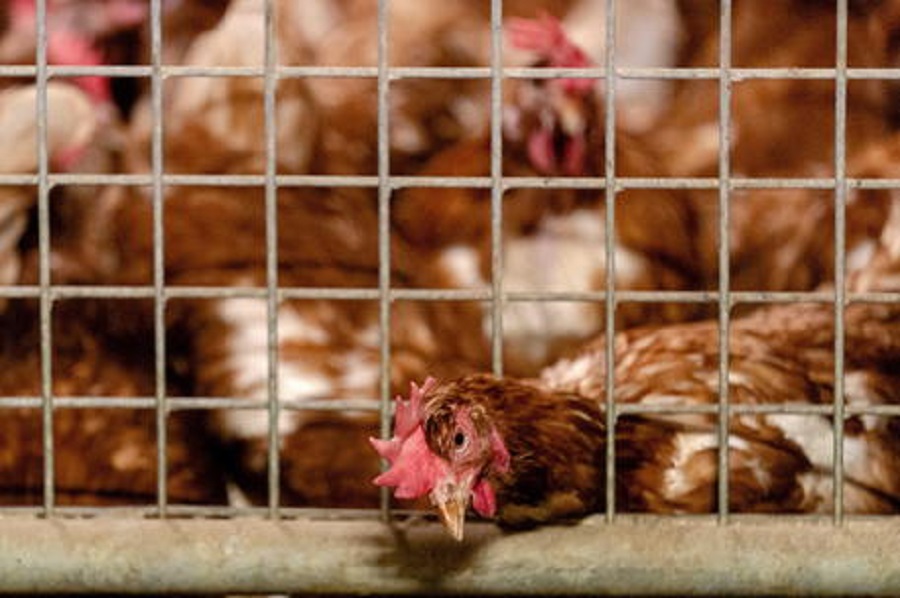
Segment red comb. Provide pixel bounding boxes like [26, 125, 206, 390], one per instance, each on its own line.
[369, 377, 438, 462]
[507, 12, 591, 70]
[370, 377, 444, 499]
[371, 427, 447, 499]
[47, 30, 111, 104]
[397, 378, 435, 435]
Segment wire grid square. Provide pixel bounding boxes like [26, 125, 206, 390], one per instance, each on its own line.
[0, 0, 895, 525]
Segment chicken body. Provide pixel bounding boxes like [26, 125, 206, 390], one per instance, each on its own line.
[656, 0, 900, 295]
[549, 301, 900, 515]
[0, 297, 227, 506]
[0, 82, 101, 311]
[376, 298, 900, 537]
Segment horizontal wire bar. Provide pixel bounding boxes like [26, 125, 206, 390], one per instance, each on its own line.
[0, 506, 890, 523]
[6, 174, 900, 190]
[2, 286, 899, 305]
[0, 396, 380, 411]
[4, 65, 900, 81]
[2, 396, 896, 417]
[0, 505, 390, 520]
[616, 403, 819, 416]
[616, 403, 900, 417]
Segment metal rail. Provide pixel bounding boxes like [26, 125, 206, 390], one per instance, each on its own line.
[0, 518, 898, 595]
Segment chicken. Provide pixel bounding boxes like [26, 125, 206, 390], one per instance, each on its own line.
[393, 14, 700, 374]
[372, 374, 604, 539]
[0, 0, 133, 198]
[688, 125, 900, 296]
[644, 0, 900, 297]
[82, 13, 603, 506]
[541, 0, 683, 133]
[293, 0, 491, 176]
[662, 0, 898, 178]
[376, 301, 900, 539]
[152, 0, 232, 66]
[289, 0, 681, 175]
[0, 296, 227, 506]
[374, 191, 900, 540]
[843, 130, 900, 291]
[127, 0, 317, 176]
[0, 82, 98, 311]
[0, 82, 223, 507]
[0, 0, 147, 108]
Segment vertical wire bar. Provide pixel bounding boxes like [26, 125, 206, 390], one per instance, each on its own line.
[832, 0, 849, 525]
[376, 0, 393, 518]
[603, 0, 618, 523]
[716, 0, 733, 523]
[149, 0, 168, 517]
[489, 0, 504, 375]
[35, 0, 55, 516]
[263, 0, 281, 517]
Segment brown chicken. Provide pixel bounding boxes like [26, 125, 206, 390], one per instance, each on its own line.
[0, 82, 99, 309]
[653, 0, 900, 296]
[293, 0, 492, 176]
[288, 0, 682, 175]
[662, 0, 898, 177]
[375, 192, 900, 540]
[0, 69, 224, 505]
[393, 14, 700, 374]
[128, 0, 316, 176]
[0, 299, 228, 507]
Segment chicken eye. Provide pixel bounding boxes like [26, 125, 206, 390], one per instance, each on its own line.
[453, 431, 467, 450]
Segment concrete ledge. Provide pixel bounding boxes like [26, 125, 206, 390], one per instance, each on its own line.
[0, 516, 898, 594]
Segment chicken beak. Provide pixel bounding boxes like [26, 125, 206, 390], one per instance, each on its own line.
[554, 92, 586, 138]
[436, 495, 467, 541]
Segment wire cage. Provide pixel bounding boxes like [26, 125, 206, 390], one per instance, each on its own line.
[1, 0, 900, 594]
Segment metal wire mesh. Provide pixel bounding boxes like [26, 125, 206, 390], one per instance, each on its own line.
[0, 0, 885, 515]
[1, 0, 899, 592]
